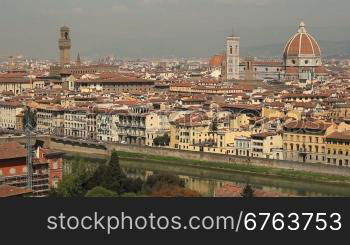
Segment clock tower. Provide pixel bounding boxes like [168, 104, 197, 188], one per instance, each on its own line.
[59, 26, 71, 66]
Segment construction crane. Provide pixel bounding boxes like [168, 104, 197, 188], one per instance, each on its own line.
[24, 106, 60, 189]
[24, 107, 36, 189]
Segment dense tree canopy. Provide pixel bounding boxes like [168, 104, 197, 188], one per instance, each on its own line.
[153, 134, 170, 146]
[52, 151, 198, 198]
[85, 186, 118, 197]
[146, 173, 185, 191]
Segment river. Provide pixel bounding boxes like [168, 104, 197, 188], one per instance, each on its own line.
[120, 160, 350, 197]
[64, 155, 350, 197]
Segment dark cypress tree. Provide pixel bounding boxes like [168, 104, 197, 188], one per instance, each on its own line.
[85, 164, 108, 190]
[102, 151, 127, 194]
[241, 184, 255, 198]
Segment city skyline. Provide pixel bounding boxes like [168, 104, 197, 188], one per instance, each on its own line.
[0, 0, 350, 59]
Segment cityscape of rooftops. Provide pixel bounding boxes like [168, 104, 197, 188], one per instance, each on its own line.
[1, 0, 350, 199]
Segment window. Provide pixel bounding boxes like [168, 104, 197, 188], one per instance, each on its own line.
[305, 60, 309, 65]
[9, 168, 16, 175]
[22, 167, 27, 173]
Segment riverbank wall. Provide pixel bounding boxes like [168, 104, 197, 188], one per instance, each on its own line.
[49, 138, 350, 177]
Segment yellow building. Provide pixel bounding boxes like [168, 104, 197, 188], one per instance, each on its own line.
[327, 104, 350, 119]
[229, 114, 250, 129]
[325, 131, 350, 167]
[283, 120, 335, 163]
[205, 130, 252, 155]
[262, 107, 301, 121]
[169, 113, 212, 151]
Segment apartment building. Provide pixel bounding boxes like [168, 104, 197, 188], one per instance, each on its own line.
[64, 108, 88, 139]
[283, 120, 334, 163]
[325, 132, 350, 167]
[75, 74, 154, 93]
[234, 137, 251, 157]
[251, 132, 283, 159]
[96, 110, 119, 142]
[0, 142, 64, 197]
[87, 111, 97, 141]
[0, 101, 24, 130]
[169, 113, 213, 151]
[36, 105, 65, 136]
[117, 106, 149, 145]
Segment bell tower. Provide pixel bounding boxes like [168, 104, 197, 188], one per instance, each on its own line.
[225, 32, 240, 81]
[59, 26, 71, 66]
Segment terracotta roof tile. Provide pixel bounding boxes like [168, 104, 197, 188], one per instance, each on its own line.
[0, 142, 26, 160]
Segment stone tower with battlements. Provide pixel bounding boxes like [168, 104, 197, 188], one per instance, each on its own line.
[225, 33, 240, 81]
[59, 26, 71, 66]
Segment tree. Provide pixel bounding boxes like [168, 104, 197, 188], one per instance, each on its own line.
[241, 184, 255, 198]
[85, 164, 108, 190]
[86, 151, 130, 195]
[54, 175, 87, 197]
[51, 158, 95, 197]
[120, 178, 144, 194]
[146, 173, 185, 191]
[153, 134, 170, 146]
[102, 151, 127, 193]
[85, 186, 118, 197]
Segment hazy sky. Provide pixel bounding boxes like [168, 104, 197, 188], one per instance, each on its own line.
[0, 0, 349, 59]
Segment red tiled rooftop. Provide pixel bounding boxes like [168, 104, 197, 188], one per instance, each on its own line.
[0, 142, 26, 160]
[0, 185, 32, 197]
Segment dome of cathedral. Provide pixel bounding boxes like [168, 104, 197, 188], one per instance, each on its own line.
[283, 22, 321, 58]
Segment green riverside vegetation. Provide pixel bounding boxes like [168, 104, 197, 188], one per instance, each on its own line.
[52, 151, 201, 197]
[116, 151, 350, 185]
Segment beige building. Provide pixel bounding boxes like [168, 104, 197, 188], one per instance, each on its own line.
[36, 105, 65, 136]
[75, 75, 154, 94]
[0, 101, 24, 130]
[251, 132, 283, 159]
[64, 108, 89, 138]
[145, 112, 170, 147]
[0, 76, 32, 95]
